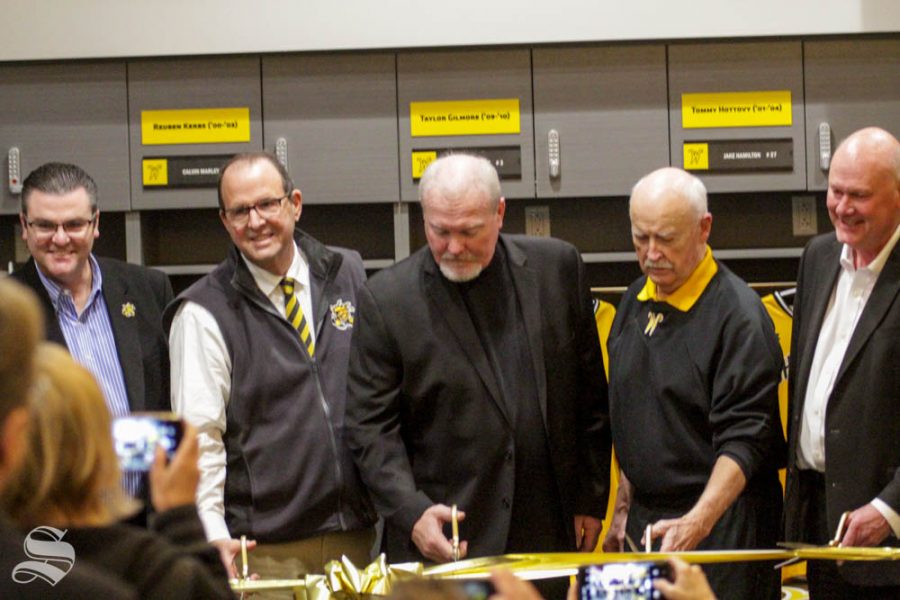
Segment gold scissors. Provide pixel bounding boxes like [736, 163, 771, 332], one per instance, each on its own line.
[775, 511, 852, 569]
[451, 504, 460, 561]
[623, 531, 641, 553]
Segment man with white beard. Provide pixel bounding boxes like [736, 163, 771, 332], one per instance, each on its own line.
[345, 154, 611, 592]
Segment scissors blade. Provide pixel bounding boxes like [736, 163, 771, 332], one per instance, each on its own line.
[623, 532, 640, 553]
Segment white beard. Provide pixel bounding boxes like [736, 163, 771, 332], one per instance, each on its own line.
[439, 259, 483, 282]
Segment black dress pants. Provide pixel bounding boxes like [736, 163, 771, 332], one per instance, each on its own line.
[799, 469, 900, 600]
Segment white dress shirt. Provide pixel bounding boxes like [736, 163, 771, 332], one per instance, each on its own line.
[169, 244, 314, 541]
[799, 224, 900, 537]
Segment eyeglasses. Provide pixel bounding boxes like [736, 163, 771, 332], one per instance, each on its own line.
[24, 214, 97, 239]
[222, 194, 289, 225]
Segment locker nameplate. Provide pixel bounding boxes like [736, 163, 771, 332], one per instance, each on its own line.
[682, 91, 792, 129]
[141, 108, 251, 145]
[142, 155, 232, 188]
[411, 146, 521, 181]
[410, 99, 520, 137]
[683, 139, 794, 172]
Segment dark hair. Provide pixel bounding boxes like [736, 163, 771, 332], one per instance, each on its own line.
[216, 152, 294, 210]
[21, 162, 99, 215]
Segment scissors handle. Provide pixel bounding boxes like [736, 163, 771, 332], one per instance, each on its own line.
[829, 511, 851, 547]
[451, 504, 460, 561]
[240, 535, 249, 580]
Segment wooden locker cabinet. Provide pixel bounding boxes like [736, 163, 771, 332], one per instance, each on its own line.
[397, 48, 535, 201]
[0, 61, 130, 214]
[533, 45, 669, 197]
[804, 38, 900, 191]
[262, 53, 399, 205]
[128, 56, 263, 210]
[668, 41, 807, 193]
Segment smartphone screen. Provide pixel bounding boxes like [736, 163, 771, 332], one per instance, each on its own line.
[458, 580, 495, 600]
[113, 413, 184, 472]
[577, 562, 670, 600]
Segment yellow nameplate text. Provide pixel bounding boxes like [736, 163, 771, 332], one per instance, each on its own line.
[141, 108, 251, 145]
[410, 99, 520, 137]
[682, 91, 792, 129]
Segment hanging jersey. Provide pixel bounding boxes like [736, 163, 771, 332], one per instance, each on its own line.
[594, 298, 619, 537]
[761, 288, 805, 584]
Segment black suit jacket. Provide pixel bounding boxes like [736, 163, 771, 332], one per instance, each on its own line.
[785, 232, 900, 585]
[13, 256, 174, 413]
[345, 235, 611, 561]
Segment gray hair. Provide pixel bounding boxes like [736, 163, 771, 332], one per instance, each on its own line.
[629, 167, 708, 219]
[418, 154, 502, 211]
[21, 162, 99, 215]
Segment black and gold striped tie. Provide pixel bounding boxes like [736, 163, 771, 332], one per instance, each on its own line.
[280, 277, 315, 357]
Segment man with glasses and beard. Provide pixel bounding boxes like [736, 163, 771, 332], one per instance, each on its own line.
[166, 152, 375, 590]
[13, 162, 174, 521]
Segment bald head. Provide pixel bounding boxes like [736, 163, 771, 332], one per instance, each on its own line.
[628, 167, 712, 298]
[827, 127, 900, 267]
[630, 167, 708, 219]
[834, 127, 900, 179]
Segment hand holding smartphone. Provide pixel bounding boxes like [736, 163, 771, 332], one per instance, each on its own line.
[113, 412, 184, 472]
[577, 562, 671, 600]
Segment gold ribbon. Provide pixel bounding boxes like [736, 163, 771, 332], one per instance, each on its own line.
[232, 547, 900, 597]
[425, 548, 900, 580]
[230, 554, 422, 598]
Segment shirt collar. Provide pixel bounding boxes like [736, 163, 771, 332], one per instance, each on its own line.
[636, 245, 718, 312]
[241, 242, 310, 296]
[36, 254, 103, 310]
[839, 223, 900, 276]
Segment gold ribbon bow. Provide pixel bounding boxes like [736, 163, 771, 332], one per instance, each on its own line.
[232, 554, 423, 599]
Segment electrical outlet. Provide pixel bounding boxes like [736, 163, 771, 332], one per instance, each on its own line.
[792, 195, 818, 237]
[14, 222, 30, 264]
[525, 205, 551, 237]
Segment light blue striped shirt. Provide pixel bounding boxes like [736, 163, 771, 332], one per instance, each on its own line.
[37, 255, 139, 496]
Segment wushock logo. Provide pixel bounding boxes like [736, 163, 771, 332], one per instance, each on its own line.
[12, 526, 75, 586]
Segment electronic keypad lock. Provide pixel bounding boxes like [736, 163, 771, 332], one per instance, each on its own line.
[275, 138, 289, 170]
[8, 147, 22, 194]
[548, 129, 560, 178]
[818, 122, 832, 171]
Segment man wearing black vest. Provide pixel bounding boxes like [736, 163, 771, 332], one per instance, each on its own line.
[166, 153, 375, 586]
[345, 154, 611, 590]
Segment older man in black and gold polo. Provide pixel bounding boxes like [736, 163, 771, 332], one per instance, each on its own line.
[602, 167, 785, 600]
